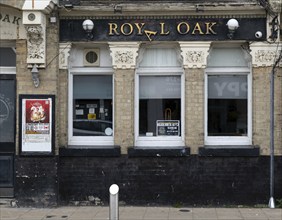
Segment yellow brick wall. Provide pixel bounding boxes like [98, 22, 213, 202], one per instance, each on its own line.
[58, 69, 68, 148]
[185, 68, 205, 154]
[114, 69, 135, 154]
[253, 67, 282, 155]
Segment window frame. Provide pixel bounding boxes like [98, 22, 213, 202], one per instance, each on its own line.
[68, 67, 114, 146]
[135, 67, 185, 147]
[204, 67, 252, 146]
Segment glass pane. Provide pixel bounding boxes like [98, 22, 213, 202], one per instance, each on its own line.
[208, 75, 247, 136]
[139, 76, 181, 137]
[0, 80, 15, 142]
[207, 48, 250, 68]
[0, 156, 13, 187]
[73, 75, 112, 99]
[208, 75, 247, 99]
[73, 75, 113, 136]
[0, 48, 16, 67]
[140, 76, 181, 99]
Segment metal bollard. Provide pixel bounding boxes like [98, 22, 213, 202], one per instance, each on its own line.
[109, 184, 119, 220]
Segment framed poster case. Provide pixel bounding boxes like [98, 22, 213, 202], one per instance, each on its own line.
[19, 95, 55, 156]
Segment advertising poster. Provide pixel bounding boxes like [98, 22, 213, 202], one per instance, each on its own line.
[20, 95, 55, 155]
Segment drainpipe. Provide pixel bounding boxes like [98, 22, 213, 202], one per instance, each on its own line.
[269, 65, 275, 209]
[269, 48, 282, 209]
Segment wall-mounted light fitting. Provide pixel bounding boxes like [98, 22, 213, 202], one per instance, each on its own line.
[82, 19, 94, 40]
[31, 64, 40, 88]
[226, 18, 239, 39]
[50, 11, 57, 23]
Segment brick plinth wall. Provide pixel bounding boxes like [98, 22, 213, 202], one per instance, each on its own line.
[58, 155, 282, 207]
[15, 157, 58, 207]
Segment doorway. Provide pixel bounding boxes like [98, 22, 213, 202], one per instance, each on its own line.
[0, 46, 16, 197]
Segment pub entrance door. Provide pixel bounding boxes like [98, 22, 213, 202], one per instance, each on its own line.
[0, 47, 16, 197]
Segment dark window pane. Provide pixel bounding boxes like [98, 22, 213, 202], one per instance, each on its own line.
[0, 48, 16, 67]
[139, 75, 181, 137]
[208, 98, 247, 136]
[73, 75, 113, 136]
[139, 99, 181, 136]
[0, 156, 13, 187]
[208, 75, 248, 136]
[0, 80, 15, 142]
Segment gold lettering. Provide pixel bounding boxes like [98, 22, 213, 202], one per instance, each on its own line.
[144, 30, 157, 41]
[134, 23, 145, 35]
[177, 22, 190, 34]
[108, 23, 120, 35]
[160, 22, 169, 35]
[121, 23, 133, 36]
[205, 22, 217, 34]
[192, 22, 204, 35]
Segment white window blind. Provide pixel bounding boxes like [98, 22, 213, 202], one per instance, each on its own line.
[139, 48, 181, 67]
[207, 48, 250, 68]
[140, 76, 181, 99]
[73, 75, 112, 99]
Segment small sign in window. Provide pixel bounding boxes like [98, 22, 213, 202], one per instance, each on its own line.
[156, 120, 180, 136]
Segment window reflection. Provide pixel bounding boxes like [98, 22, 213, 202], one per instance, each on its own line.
[208, 75, 247, 136]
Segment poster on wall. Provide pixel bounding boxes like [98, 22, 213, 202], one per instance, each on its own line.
[19, 95, 55, 155]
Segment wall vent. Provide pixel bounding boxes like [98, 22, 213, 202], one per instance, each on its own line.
[83, 49, 100, 66]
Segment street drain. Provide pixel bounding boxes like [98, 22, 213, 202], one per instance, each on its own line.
[179, 209, 191, 212]
[46, 215, 68, 219]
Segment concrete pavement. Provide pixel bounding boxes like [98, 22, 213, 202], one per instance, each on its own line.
[0, 205, 282, 220]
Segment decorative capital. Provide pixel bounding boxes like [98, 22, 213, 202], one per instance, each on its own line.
[59, 43, 72, 69]
[25, 23, 46, 68]
[22, 0, 57, 68]
[250, 42, 282, 67]
[108, 42, 140, 69]
[179, 42, 211, 68]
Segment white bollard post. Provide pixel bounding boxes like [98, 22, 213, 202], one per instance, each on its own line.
[109, 184, 119, 220]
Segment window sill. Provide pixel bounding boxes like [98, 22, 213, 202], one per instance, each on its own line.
[59, 146, 120, 157]
[198, 145, 260, 157]
[128, 147, 190, 157]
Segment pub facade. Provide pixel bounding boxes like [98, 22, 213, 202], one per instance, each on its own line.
[0, 0, 282, 207]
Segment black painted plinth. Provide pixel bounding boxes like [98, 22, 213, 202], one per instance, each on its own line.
[59, 146, 121, 157]
[128, 147, 190, 157]
[199, 146, 260, 157]
[15, 157, 58, 207]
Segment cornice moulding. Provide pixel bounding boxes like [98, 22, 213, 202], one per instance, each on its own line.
[59, 3, 265, 17]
